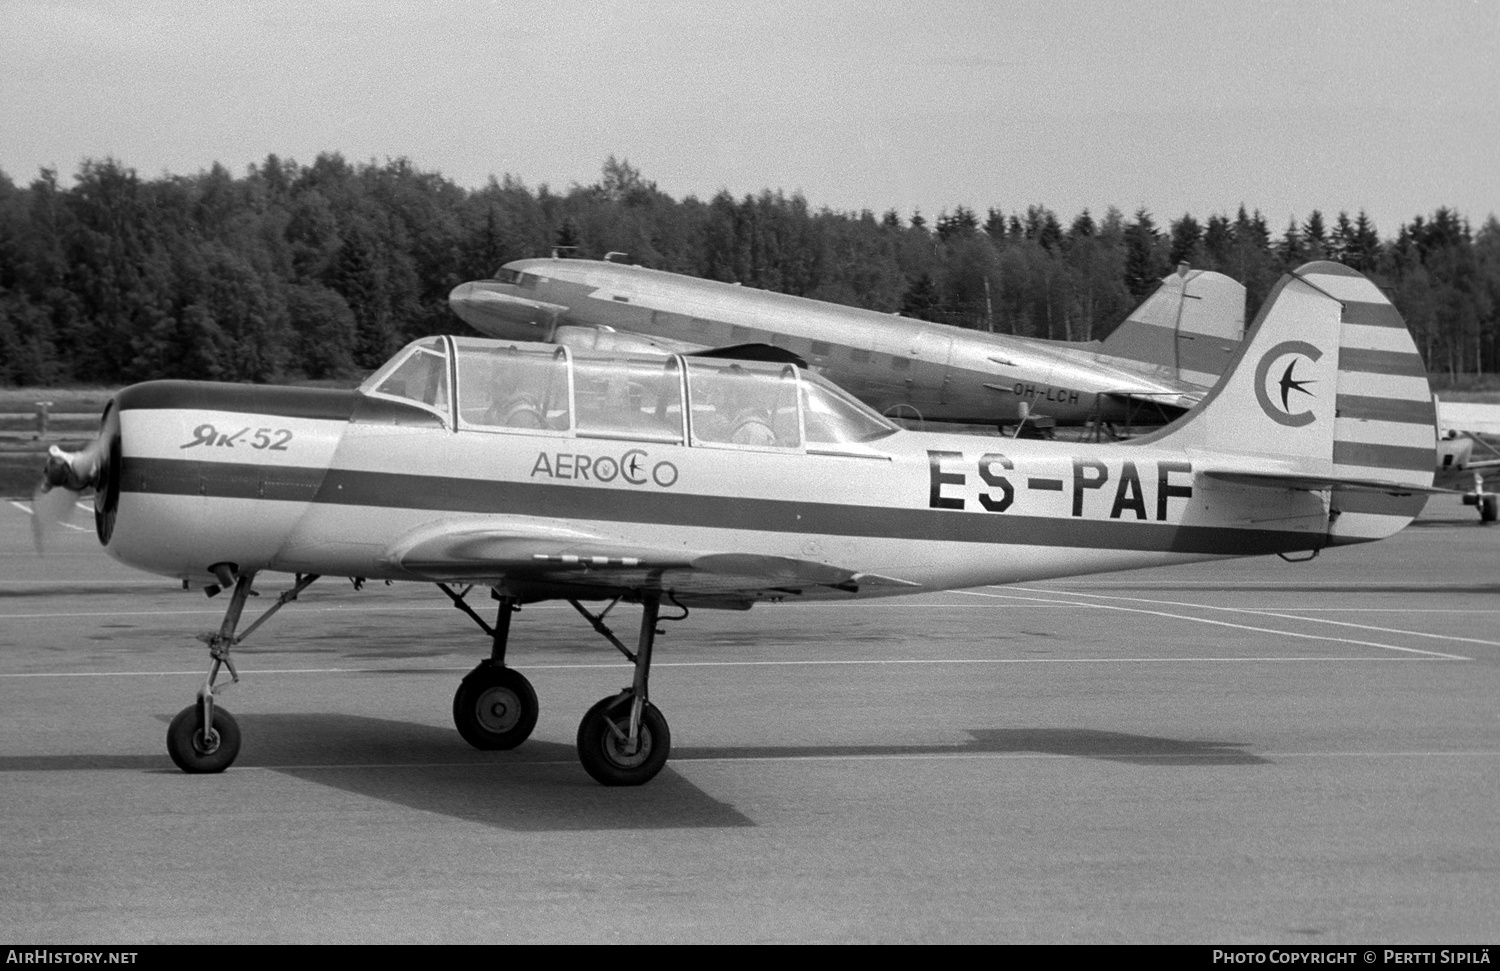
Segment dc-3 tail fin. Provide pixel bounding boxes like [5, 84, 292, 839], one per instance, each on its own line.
[1098, 266, 1245, 386]
[1141, 261, 1439, 545]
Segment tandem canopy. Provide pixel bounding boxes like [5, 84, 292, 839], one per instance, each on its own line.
[360, 336, 900, 451]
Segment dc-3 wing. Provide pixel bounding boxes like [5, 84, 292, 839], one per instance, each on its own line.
[381, 517, 919, 607]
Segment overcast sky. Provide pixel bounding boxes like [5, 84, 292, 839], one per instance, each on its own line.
[2, 0, 1496, 236]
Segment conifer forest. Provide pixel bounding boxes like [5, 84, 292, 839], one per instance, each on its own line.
[2, 154, 1496, 387]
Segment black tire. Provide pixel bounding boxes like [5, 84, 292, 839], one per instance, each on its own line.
[1481, 494, 1498, 524]
[166, 703, 241, 773]
[576, 694, 670, 786]
[453, 665, 538, 750]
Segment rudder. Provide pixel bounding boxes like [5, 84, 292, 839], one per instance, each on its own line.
[1141, 261, 1435, 543]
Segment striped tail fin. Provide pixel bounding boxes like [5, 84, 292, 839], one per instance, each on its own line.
[1141, 261, 1437, 545]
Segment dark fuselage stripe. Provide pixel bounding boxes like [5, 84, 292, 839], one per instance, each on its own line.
[114, 380, 445, 427]
[116, 381, 357, 420]
[118, 456, 1332, 556]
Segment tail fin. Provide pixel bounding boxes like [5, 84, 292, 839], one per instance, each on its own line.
[1142, 261, 1437, 544]
[1099, 266, 1245, 386]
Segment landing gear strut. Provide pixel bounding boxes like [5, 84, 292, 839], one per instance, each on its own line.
[441, 587, 676, 785]
[165, 575, 680, 785]
[571, 594, 671, 786]
[440, 587, 539, 750]
[166, 571, 319, 773]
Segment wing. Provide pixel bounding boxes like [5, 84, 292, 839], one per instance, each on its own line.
[381, 517, 918, 608]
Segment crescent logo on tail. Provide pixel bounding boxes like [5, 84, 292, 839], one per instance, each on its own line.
[1254, 340, 1323, 427]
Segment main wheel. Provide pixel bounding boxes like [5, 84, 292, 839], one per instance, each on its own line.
[1480, 494, 1498, 524]
[576, 694, 671, 786]
[166, 704, 241, 773]
[453, 665, 538, 750]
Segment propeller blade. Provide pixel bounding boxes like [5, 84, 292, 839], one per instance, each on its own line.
[32, 440, 107, 555]
[31, 481, 81, 555]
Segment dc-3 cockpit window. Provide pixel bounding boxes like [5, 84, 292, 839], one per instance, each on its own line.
[360, 337, 451, 421]
[453, 340, 571, 432]
[685, 359, 803, 449]
[573, 355, 685, 444]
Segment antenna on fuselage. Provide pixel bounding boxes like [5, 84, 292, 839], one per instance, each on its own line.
[551, 246, 578, 260]
[604, 251, 629, 263]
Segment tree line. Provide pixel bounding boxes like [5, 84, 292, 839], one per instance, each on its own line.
[1, 154, 1496, 387]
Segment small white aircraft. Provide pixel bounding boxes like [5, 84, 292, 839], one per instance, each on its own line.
[1434, 398, 1500, 522]
[35, 262, 1440, 786]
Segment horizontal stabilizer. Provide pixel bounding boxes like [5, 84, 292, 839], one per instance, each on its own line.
[1203, 470, 1452, 496]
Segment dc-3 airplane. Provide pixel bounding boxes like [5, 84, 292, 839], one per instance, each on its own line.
[453, 254, 1497, 523]
[448, 255, 1247, 429]
[36, 261, 1441, 786]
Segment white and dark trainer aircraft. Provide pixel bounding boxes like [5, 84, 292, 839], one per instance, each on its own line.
[449, 256, 1247, 429]
[35, 262, 1440, 786]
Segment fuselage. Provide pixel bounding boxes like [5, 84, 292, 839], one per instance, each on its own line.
[93, 337, 1358, 603]
[449, 259, 1207, 427]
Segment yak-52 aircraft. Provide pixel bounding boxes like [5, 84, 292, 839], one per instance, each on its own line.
[448, 256, 1246, 429]
[35, 261, 1439, 786]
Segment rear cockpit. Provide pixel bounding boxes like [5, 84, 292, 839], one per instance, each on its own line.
[359, 336, 899, 451]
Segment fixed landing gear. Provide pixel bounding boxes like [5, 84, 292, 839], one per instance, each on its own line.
[167, 570, 318, 774]
[572, 594, 671, 786]
[443, 586, 675, 785]
[453, 664, 538, 750]
[167, 704, 240, 773]
[163, 575, 678, 785]
[577, 693, 670, 786]
[439, 587, 540, 750]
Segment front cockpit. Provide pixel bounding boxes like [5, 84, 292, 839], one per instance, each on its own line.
[360, 336, 899, 451]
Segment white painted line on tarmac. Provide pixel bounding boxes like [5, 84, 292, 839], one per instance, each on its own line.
[0, 580, 175, 586]
[1005, 587, 1500, 648]
[192, 748, 1500, 773]
[6, 500, 89, 531]
[0, 655, 1453, 679]
[0, 604, 467, 620]
[0, 600, 1168, 621]
[1039, 580, 1491, 590]
[961, 589, 1470, 660]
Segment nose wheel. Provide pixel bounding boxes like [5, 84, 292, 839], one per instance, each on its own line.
[166, 703, 241, 773]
